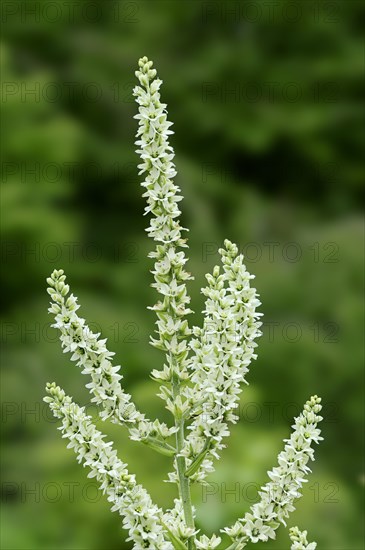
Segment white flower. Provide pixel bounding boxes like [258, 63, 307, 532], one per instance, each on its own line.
[241, 515, 276, 542]
[195, 533, 222, 549]
[289, 526, 317, 549]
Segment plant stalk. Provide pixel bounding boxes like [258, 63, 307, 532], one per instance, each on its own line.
[172, 372, 195, 550]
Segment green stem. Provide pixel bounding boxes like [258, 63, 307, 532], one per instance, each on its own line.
[172, 373, 195, 550]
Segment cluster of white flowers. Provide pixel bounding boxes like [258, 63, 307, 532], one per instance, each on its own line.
[44, 57, 324, 550]
[46, 269, 176, 454]
[289, 527, 317, 549]
[181, 240, 262, 482]
[44, 382, 170, 549]
[222, 396, 323, 547]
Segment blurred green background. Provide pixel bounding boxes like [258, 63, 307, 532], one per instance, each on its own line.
[1, 1, 364, 548]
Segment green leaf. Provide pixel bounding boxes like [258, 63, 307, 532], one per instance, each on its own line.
[143, 436, 176, 457]
[185, 438, 211, 478]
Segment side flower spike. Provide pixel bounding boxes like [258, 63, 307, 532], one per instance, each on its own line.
[181, 240, 262, 482]
[222, 396, 323, 547]
[289, 526, 317, 549]
[43, 383, 172, 549]
[46, 269, 176, 455]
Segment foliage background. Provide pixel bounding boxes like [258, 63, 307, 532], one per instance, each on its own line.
[1, 1, 364, 548]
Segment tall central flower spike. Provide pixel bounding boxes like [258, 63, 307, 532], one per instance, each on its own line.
[44, 57, 324, 550]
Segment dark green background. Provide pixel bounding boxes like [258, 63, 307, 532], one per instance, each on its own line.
[1, 1, 364, 548]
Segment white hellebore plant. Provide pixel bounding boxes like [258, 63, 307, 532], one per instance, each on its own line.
[44, 57, 323, 549]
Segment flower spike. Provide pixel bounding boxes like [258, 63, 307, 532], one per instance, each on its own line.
[222, 396, 323, 547]
[181, 239, 262, 482]
[47, 269, 176, 454]
[44, 383, 171, 549]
